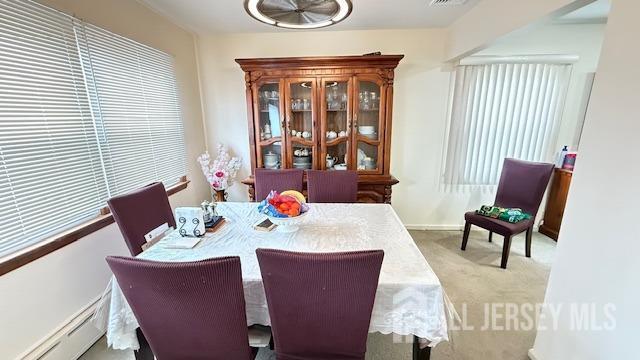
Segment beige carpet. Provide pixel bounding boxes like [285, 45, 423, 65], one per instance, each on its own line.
[80, 230, 555, 360]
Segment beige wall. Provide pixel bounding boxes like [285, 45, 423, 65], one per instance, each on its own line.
[197, 29, 500, 227]
[196, 23, 604, 227]
[532, 0, 640, 358]
[0, 1, 208, 358]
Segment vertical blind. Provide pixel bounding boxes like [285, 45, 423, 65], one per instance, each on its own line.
[443, 58, 573, 186]
[0, 0, 187, 258]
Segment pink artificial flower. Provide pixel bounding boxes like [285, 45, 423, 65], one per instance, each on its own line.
[215, 170, 225, 178]
[212, 181, 220, 189]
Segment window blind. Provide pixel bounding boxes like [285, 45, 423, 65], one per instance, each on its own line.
[443, 59, 573, 186]
[0, 0, 187, 258]
[76, 23, 186, 196]
[0, 0, 108, 256]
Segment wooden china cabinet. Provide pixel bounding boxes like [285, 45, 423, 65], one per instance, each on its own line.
[236, 55, 403, 203]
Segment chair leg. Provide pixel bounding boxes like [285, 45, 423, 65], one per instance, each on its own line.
[413, 335, 432, 360]
[500, 235, 513, 269]
[134, 328, 154, 360]
[525, 227, 533, 258]
[488, 231, 493, 242]
[461, 222, 471, 251]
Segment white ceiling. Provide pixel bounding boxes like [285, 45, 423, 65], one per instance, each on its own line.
[556, 0, 610, 24]
[140, 0, 483, 35]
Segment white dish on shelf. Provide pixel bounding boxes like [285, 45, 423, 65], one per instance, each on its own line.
[362, 133, 377, 139]
[358, 126, 375, 135]
[333, 164, 347, 170]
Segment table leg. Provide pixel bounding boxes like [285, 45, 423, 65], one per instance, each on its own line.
[412, 335, 431, 360]
[134, 328, 154, 360]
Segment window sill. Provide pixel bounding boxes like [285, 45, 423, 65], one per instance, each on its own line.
[0, 179, 190, 277]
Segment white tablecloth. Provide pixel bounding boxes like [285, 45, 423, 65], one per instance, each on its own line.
[93, 202, 450, 350]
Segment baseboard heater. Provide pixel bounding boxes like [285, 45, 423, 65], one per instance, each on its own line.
[18, 296, 105, 360]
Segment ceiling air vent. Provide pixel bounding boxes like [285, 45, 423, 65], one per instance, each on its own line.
[429, 0, 468, 6]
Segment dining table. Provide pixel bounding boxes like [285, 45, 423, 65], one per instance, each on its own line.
[92, 202, 453, 360]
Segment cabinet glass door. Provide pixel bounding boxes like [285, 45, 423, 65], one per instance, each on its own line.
[255, 81, 284, 169]
[285, 79, 317, 170]
[320, 78, 351, 170]
[354, 77, 385, 173]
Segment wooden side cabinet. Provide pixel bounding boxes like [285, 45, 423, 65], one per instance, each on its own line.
[539, 168, 573, 241]
[236, 55, 403, 203]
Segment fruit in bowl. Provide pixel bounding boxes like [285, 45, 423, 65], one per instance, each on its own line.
[257, 190, 309, 232]
[280, 190, 306, 204]
[269, 192, 302, 217]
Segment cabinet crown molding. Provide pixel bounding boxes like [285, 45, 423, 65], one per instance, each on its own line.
[236, 55, 404, 71]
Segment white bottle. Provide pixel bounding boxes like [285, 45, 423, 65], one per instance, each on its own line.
[556, 145, 568, 168]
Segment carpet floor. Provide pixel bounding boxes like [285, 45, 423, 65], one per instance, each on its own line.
[80, 229, 555, 360]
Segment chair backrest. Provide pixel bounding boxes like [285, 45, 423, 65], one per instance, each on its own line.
[256, 248, 384, 360]
[107, 182, 175, 256]
[306, 170, 358, 203]
[494, 158, 555, 216]
[106, 256, 253, 360]
[254, 169, 304, 201]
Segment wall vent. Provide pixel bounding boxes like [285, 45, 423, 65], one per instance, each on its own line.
[429, 0, 469, 6]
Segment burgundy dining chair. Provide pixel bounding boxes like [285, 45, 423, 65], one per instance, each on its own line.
[254, 168, 304, 201]
[106, 256, 257, 360]
[306, 169, 358, 203]
[461, 158, 554, 269]
[107, 182, 175, 256]
[256, 248, 384, 360]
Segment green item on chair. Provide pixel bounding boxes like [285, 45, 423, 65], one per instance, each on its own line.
[476, 205, 532, 223]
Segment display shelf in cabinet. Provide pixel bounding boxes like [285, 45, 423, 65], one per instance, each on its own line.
[356, 136, 381, 145]
[290, 137, 314, 146]
[258, 137, 282, 146]
[326, 136, 349, 146]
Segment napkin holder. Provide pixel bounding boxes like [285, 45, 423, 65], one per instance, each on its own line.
[175, 207, 206, 237]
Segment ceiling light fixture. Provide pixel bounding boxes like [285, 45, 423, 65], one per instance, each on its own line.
[246, 0, 276, 25]
[332, 0, 350, 22]
[245, 0, 353, 29]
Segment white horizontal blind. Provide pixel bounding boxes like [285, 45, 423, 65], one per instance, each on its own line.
[443, 60, 572, 186]
[0, 0, 108, 256]
[76, 23, 186, 196]
[0, 0, 187, 258]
